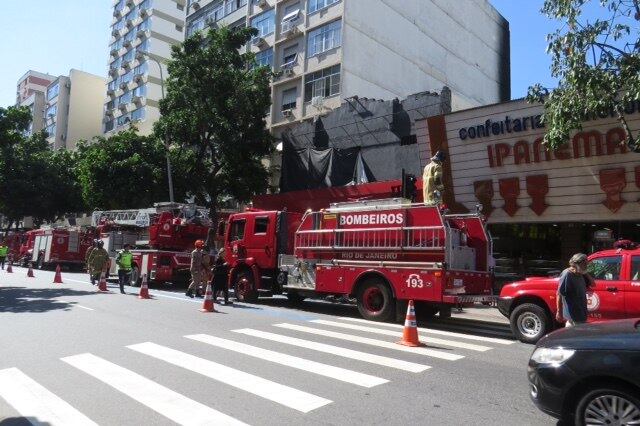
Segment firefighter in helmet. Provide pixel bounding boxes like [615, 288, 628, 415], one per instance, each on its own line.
[186, 240, 206, 298]
[88, 240, 109, 286]
[85, 239, 98, 284]
[422, 150, 446, 205]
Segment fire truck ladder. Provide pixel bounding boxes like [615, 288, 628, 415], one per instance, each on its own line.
[92, 208, 157, 227]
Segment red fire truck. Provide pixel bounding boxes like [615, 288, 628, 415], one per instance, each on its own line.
[93, 203, 210, 286]
[225, 198, 494, 321]
[19, 228, 94, 269]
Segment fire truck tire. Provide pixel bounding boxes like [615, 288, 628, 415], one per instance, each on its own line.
[234, 271, 258, 303]
[356, 279, 395, 322]
[36, 255, 44, 270]
[130, 266, 141, 287]
[286, 291, 306, 304]
[510, 303, 551, 344]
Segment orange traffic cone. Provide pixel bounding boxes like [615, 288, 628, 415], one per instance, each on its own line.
[27, 265, 34, 278]
[138, 274, 150, 299]
[199, 283, 217, 313]
[397, 300, 423, 347]
[53, 265, 63, 284]
[97, 272, 108, 292]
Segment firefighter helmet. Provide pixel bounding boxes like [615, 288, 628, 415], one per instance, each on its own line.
[195, 240, 205, 248]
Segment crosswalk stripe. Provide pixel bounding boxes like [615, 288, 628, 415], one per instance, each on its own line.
[311, 320, 491, 352]
[61, 353, 246, 426]
[233, 328, 430, 373]
[0, 367, 97, 426]
[338, 317, 515, 345]
[186, 334, 387, 388]
[274, 323, 464, 361]
[128, 342, 331, 413]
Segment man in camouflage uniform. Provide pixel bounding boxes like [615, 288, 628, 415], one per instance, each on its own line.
[422, 151, 446, 205]
[185, 240, 205, 298]
[87, 240, 109, 285]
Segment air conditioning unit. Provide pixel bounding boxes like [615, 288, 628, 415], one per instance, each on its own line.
[110, 46, 119, 56]
[135, 51, 145, 61]
[140, 8, 149, 17]
[123, 39, 132, 48]
[257, 0, 268, 7]
[132, 95, 144, 104]
[192, 1, 200, 10]
[109, 68, 118, 76]
[282, 109, 293, 117]
[112, 28, 121, 37]
[252, 37, 266, 47]
[137, 29, 150, 39]
[125, 0, 134, 7]
[126, 19, 135, 28]
[119, 103, 129, 111]
[120, 81, 129, 89]
[281, 21, 299, 37]
[113, 9, 122, 18]
[283, 67, 294, 77]
[134, 74, 143, 83]
[311, 96, 324, 109]
[122, 60, 132, 69]
[107, 87, 115, 96]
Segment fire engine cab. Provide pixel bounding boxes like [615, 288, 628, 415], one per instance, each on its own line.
[226, 198, 494, 321]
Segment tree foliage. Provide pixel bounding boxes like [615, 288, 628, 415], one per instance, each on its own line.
[528, 0, 640, 151]
[154, 26, 274, 218]
[75, 129, 196, 210]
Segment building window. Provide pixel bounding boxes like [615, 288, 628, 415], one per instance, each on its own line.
[307, 19, 341, 56]
[123, 49, 136, 63]
[254, 217, 269, 234]
[281, 87, 297, 111]
[307, 0, 339, 14]
[47, 83, 59, 101]
[304, 64, 340, 102]
[132, 107, 146, 122]
[134, 62, 148, 76]
[45, 123, 56, 137]
[117, 114, 131, 126]
[282, 44, 298, 67]
[251, 9, 275, 37]
[133, 84, 147, 97]
[119, 91, 132, 105]
[137, 39, 150, 54]
[104, 120, 115, 132]
[122, 70, 134, 84]
[255, 48, 274, 68]
[45, 104, 58, 121]
[139, 0, 153, 12]
[226, 0, 247, 14]
[138, 18, 151, 32]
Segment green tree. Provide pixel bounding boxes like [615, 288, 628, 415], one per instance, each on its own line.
[528, 0, 640, 151]
[154, 26, 274, 220]
[75, 129, 195, 210]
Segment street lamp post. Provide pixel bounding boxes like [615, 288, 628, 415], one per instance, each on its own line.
[140, 51, 175, 203]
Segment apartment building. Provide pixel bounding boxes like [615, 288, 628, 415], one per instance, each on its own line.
[185, 0, 510, 137]
[16, 71, 58, 137]
[44, 70, 106, 150]
[104, 0, 186, 136]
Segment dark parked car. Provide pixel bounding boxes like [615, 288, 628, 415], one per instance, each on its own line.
[528, 318, 640, 425]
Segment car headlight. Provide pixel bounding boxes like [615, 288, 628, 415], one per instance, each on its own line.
[531, 347, 575, 365]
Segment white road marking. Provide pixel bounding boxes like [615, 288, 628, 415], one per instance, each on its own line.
[128, 342, 331, 413]
[233, 328, 430, 373]
[0, 367, 97, 426]
[311, 320, 492, 352]
[61, 353, 245, 426]
[274, 323, 464, 361]
[338, 317, 515, 345]
[186, 334, 387, 388]
[58, 300, 94, 311]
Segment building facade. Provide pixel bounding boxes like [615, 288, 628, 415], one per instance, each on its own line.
[16, 71, 58, 137]
[45, 70, 106, 150]
[185, 0, 509, 134]
[418, 99, 640, 282]
[104, 0, 186, 136]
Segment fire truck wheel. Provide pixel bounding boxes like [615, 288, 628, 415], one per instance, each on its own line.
[510, 303, 551, 344]
[130, 266, 141, 287]
[286, 291, 306, 304]
[356, 279, 395, 322]
[234, 272, 258, 303]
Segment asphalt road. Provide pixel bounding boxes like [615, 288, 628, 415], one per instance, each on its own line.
[0, 266, 554, 426]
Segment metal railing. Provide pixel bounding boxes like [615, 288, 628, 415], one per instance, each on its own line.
[296, 226, 445, 251]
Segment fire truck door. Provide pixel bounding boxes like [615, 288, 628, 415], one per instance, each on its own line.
[248, 215, 275, 268]
[68, 231, 79, 253]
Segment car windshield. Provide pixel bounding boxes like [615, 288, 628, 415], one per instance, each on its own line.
[587, 256, 622, 281]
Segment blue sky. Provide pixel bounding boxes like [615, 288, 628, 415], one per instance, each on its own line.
[0, 1, 574, 107]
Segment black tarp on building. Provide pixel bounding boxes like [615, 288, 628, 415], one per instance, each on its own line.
[279, 88, 451, 192]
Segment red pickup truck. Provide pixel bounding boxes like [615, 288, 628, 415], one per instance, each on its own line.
[498, 245, 640, 343]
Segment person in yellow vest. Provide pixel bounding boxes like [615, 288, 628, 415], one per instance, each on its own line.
[116, 244, 133, 294]
[422, 150, 446, 205]
[0, 241, 8, 270]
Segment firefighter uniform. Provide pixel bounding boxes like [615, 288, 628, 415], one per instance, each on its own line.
[422, 152, 445, 205]
[85, 244, 96, 284]
[186, 241, 206, 298]
[116, 248, 133, 294]
[0, 243, 8, 270]
[88, 245, 109, 285]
